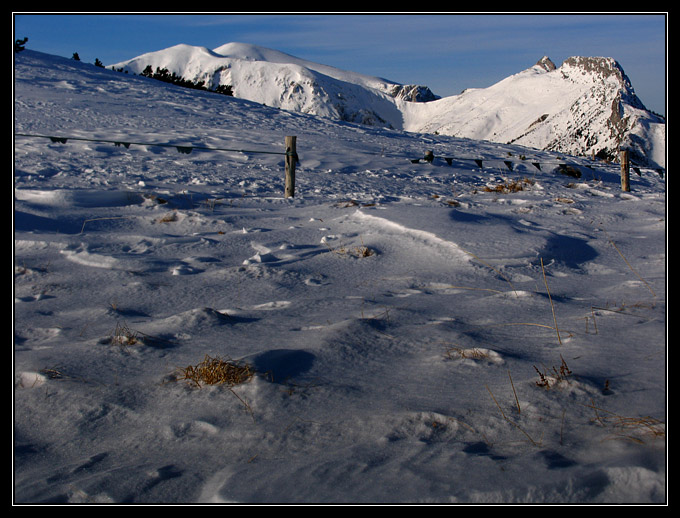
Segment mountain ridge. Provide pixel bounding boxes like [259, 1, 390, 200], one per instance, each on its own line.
[110, 42, 665, 169]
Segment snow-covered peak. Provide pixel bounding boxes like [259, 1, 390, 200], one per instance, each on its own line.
[110, 42, 412, 129]
[402, 55, 664, 168]
[212, 42, 295, 62]
[114, 42, 399, 95]
[212, 42, 398, 92]
[560, 56, 626, 82]
[116, 43, 222, 74]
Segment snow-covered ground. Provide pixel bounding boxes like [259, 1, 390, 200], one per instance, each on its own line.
[14, 50, 666, 504]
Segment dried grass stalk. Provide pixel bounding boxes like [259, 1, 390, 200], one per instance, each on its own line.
[534, 355, 572, 389]
[486, 384, 540, 446]
[541, 257, 562, 345]
[584, 400, 665, 443]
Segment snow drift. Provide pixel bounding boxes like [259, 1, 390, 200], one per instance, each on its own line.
[14, 49, 666, 504]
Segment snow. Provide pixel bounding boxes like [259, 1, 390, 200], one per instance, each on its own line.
[14, 49, 666, 504]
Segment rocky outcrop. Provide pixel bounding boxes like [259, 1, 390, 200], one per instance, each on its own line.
[535, 56, 556, 72]
[388, 84, 440, 102]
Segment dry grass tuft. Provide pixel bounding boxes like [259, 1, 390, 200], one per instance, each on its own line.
[352, 244, 375, 258]
[483, 178, 534, 193]
[110, 321, 140, 346]
[158, 210, 179, 223]
[176, 354, 255, 388]
[326, 236, 375, 258]
[445, 346, 489, 360]
[534, 355, 572, 389]
[586, 400, 665, 444]
[334, 199, 359, 208]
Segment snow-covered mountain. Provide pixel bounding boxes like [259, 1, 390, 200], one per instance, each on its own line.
[401, 56, 666, 170]
[110, 42, 422, 129]
[110, 43, 665, 170]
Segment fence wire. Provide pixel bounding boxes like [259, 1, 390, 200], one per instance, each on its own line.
[14, 131, 663, 178]
[14, 132, 294, 158]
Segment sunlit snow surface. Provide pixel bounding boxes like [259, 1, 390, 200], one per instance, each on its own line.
[14, 50, 665, 504]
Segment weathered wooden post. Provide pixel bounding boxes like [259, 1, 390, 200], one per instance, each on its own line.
[284, 136, 297, 198]
[620, 149, 630, 192]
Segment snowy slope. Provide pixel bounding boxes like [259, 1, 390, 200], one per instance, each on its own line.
[112, 44, 665, 170]
[112, 42, 405, 128]
[212, 42, 398, 93]
[14, 50, 666, 504]
[399, 59, 576, 142]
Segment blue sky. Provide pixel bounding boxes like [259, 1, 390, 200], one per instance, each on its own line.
[13, 13, 667, 115]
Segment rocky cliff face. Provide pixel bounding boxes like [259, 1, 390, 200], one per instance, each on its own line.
[535, 56, 556, 72]
[545, 56, 663, 166]
[388, 84, 440, 102]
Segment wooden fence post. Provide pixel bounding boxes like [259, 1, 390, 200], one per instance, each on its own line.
[620, 149, 630, 192]
[284, 136, 297, 198]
